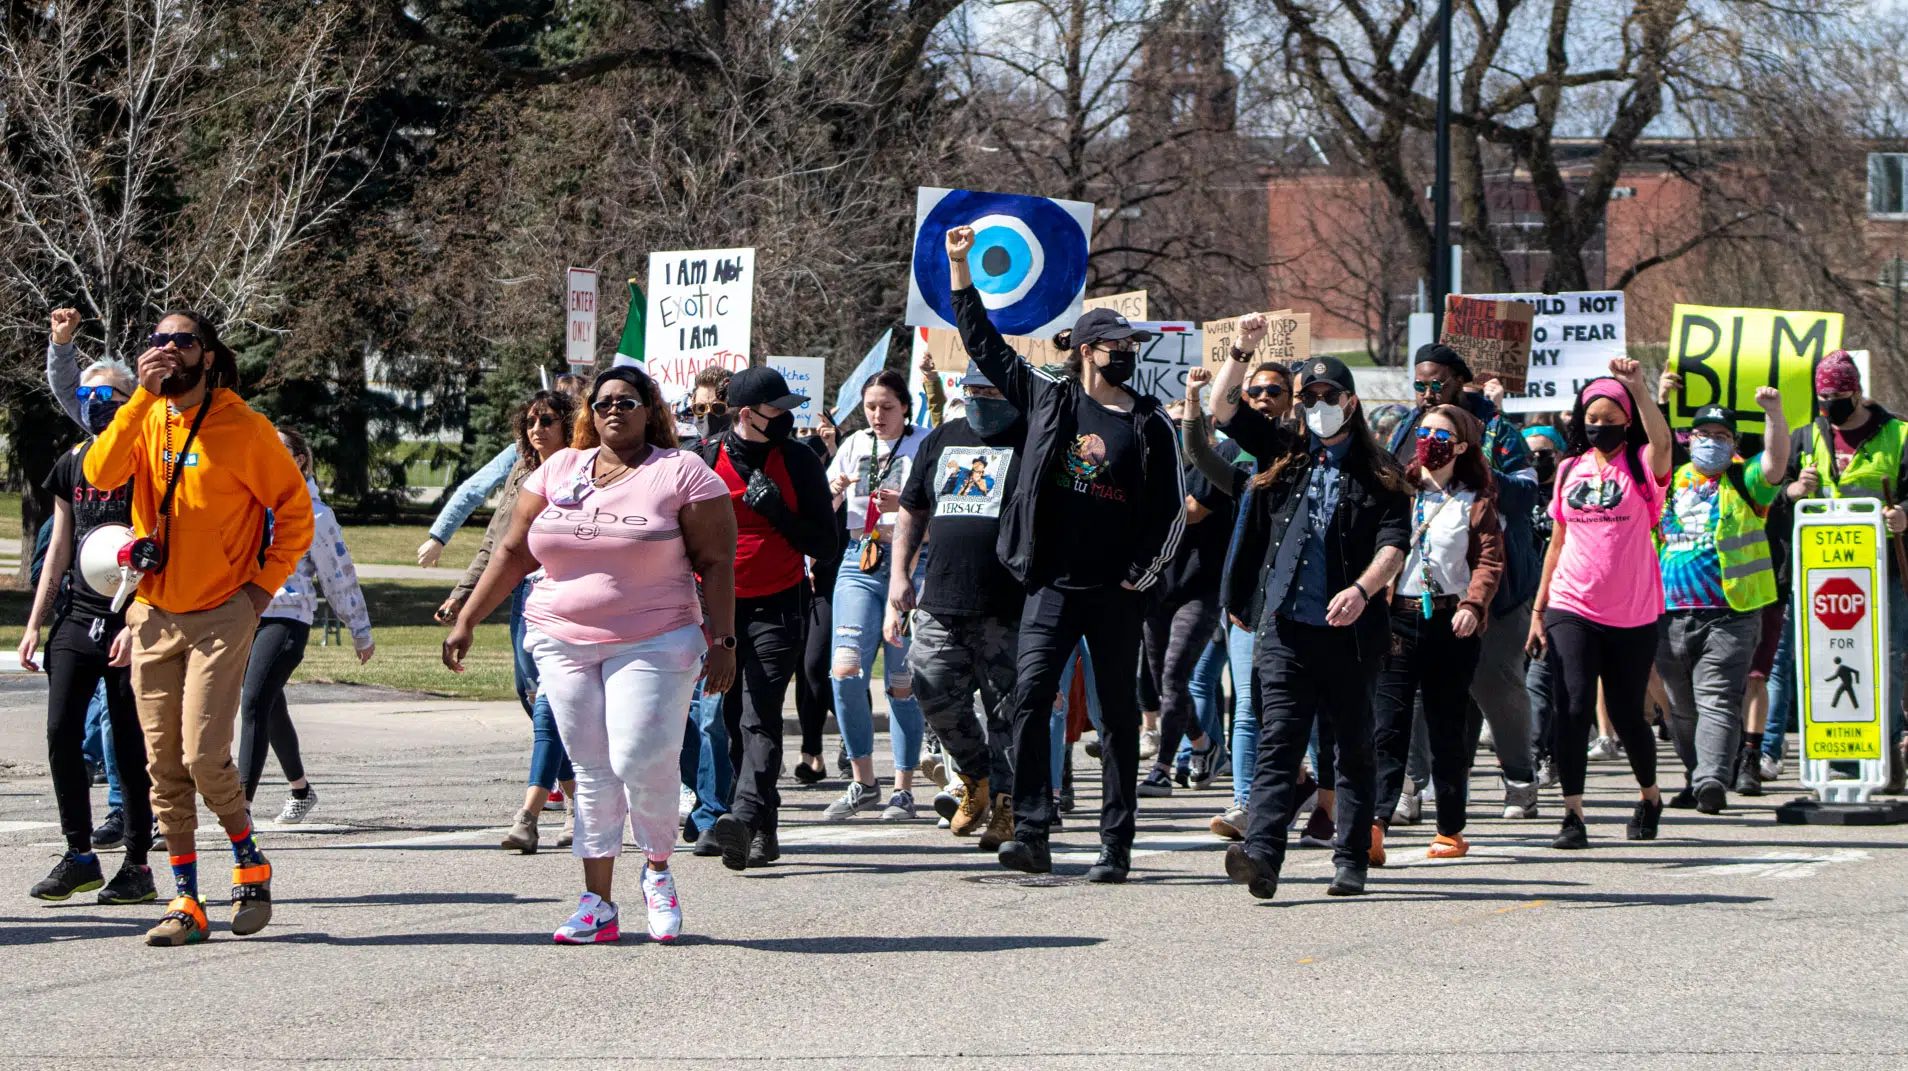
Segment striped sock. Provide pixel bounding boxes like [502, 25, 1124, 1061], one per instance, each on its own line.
[229, 826, 264, 867]
[170, 853, 198, 899]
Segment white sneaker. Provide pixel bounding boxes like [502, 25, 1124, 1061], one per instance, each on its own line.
[553, 892, 620, 944]
[1587, 736, 1621, 762]
[1759, 753, 1783, 782]
[1391, 779, 1423, 826]
[1139, 729, 1161, 760]
[1502, 779, 1538, 819]
[880, 790, 918, 822]
[678, 783, 696, 819]
[641, 867, 681, 941]
[1537, 756, 1560, 789]
[275, 788, 318, 825]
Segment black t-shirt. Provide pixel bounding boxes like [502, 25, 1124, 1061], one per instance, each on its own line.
[1160, 439, 1239, 600]
[1042, 395, 1146, 590]
[42, 441, 133, 622]
[900, 419, 1026, 618]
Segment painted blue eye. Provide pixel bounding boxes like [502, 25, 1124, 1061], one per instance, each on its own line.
[909, 188, 1091, 337]
[968, 218, 1039, 299]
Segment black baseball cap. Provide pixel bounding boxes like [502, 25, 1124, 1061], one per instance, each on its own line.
[1070, 307, 1154, 347]
[727, 366, 806, 411]
[1298, 355, 1357, 395]
[1691, 404, 1735, 434]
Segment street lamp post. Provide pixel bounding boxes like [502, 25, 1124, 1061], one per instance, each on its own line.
[1431, 0, 1453, 337]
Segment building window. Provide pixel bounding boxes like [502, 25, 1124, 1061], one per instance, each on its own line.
[1869, 153, 1908, 217]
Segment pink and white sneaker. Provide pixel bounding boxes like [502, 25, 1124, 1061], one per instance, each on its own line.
[642, 866, 682, 941]
[553, 892, 620, 944]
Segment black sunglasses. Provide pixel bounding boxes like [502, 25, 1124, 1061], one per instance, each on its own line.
[527, 413, 561, 429]
[591, 396, 644, 414]
[149, 331, 201, 350]
[1244, 383, 1287, 400]
[1303, 388, 1345, 407]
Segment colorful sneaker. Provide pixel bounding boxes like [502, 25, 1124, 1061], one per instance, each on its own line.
[554, 892, 620, 944]
[275, 788, 319, 825]
[230, 855, 273, 936]
[642, 867, 682, 941]
[146, 895, 209, 946]
[29, 850, 104, 901]
[547, 787, 567, 811]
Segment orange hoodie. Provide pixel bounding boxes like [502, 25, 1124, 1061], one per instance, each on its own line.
[84, 387, 313, 614]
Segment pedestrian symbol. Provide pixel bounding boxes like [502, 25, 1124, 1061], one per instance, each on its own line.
[1826, 658, 1862, 711]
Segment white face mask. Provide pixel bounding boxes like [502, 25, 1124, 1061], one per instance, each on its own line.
[1304, 398, 1348, 439]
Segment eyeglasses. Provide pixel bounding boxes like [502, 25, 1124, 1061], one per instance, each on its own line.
[591, 397, 644, 414]
[1244, 384, 1287, 399]
[75, 385, 125, 403]
[691, 401, 728, 417]
[1303, 389, 1344, 407]
[1415, 427, 1454, 443]
[1412, 380, 1451, 394]
[148, 331, 200, 350]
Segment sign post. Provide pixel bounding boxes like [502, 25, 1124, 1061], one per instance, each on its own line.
[566, 267, 599, 369]
[1779, 498, 1908, 823]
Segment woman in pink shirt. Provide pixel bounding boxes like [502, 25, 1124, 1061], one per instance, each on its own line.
[444, 366, 737, 943]
[1527, 359, 1673, 849]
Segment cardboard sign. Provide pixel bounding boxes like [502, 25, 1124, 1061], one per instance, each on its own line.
[565, 267, 598, 367]
[1669, 304, 1845, 430]
[908, 327, 968, 428]
[1200, 311, 1311, 374]
[1468, 291, 1625, 413]
[915, 290, 1150, 373]
[1794, 504, 1889, 762]
[907, 187, 1092, 338]
[1440, 296, 1535, 392]
[645, 248, 755, 403]
[768, 356, 826, 429]
[1130, 323, 1202, 406]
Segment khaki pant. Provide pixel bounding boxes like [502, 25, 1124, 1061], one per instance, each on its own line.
[127, 592, 258, 836]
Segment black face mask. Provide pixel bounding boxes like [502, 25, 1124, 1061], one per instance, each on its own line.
[695, 412, 733, 440]
[966, 396, 1020, 439]
[1531, 451, 1557, 485]
[1584, 423, 1628, 453]
[1823, 395, 1858, 425]
[1096, 348, 1137, 386]
[750, 410, 796, 443]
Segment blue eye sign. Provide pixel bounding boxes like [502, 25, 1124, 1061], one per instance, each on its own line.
[906, 187, 1093, 338]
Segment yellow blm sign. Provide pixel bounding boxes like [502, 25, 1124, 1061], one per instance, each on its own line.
[1200, 311, 1311, 373]
[1669, 305, 1844, 429]
[916, 291, 1149, 372]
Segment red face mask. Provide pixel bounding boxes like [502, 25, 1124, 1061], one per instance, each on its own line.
[1415, 434, 1455, 472]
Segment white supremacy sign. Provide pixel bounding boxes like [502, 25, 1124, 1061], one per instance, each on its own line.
[1470, 291, 1625, 413]
[646, 248, 754, 402]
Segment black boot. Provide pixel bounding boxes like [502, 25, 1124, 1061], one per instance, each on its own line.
[1224, 844, 1279, 900]
[998, 835, 1052, 875]
[1326, 865, 1367, 896]
[1084, 843, 1130, 883]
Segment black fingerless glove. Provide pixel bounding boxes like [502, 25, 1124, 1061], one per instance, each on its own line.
[744, 469, 790, 520]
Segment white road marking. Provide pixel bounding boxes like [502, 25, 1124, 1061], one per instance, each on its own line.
[0, 821, 58, 835]
[1685, 849, 1871, 880]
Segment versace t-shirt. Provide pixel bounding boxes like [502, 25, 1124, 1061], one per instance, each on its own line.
[900, 418, 1025, 618]
[43, 441, 133, 621]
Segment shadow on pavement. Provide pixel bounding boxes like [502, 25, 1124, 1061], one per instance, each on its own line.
[0, 914, 151, 945]
[677, 934, 1106, 953]
[292, 891, 563, 908]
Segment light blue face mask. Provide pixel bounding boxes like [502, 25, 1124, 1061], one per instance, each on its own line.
[1689, 436, 1734, 475]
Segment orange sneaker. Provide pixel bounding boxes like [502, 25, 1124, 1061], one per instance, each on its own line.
[1427, 833, 1469, 859]
[1368, 823, 1387, 867]
[230, 856, 273, 936]
[146, 895, 209, 946]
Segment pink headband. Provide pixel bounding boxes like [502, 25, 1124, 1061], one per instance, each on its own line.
[1579, 377, 1634, 420]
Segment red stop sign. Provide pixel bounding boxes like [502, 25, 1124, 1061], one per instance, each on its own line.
[1813, 577, 1867, 630]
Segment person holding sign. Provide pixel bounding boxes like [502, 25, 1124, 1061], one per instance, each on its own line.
[1649, 385, 1789, 815]
[944, 224, 1186, 882]
[1209, 319, 1412, 900]
[1783, 350, 1908, 786]
[1527, 362, 1674, 849]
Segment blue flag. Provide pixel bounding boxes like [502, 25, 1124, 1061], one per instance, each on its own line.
[833, 331, 890, 424]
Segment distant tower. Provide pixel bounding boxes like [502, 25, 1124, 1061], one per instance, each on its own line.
[1130, 1, 1236, 137]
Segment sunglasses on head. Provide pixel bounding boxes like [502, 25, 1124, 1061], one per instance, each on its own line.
[691, 401, 728, 417]
[1412, 380, 1451, 394]
[1245, 383, 1287, 399]
[149, 331, 200, 350]
[591, 396, 644, 414]
[1303, 388, 1344, 407]
[1416, 427, 1454, 443]
[75, 385, 124, 403]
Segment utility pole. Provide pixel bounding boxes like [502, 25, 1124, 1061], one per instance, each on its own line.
[1430, 0, 1453, 337]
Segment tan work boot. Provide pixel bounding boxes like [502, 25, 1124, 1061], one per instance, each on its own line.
[556, 800, 575, 849]
[501, 808, 539, 854]
[977, 793, 1015, 852]
[950, 774, 990, 837]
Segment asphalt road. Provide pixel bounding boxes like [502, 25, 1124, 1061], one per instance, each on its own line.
[2, 674, 1905, 1070]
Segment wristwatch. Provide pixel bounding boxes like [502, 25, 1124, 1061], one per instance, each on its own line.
[710, 635, 738, 650]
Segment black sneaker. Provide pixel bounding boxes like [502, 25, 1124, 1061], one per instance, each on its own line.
[1625, 796, 1663, 841]
[1058, 753, 1075, 813]
[91, 808, 126, 850]
[1326, 865, 1367, 896]
[1174, 765, 1191, 789]
[1137, 768, 1174, 798]
[998, 835, 1052, 875]
[1224, 844, 1279, 900]
[1667, 787, 1698, 809]
[791, 762, 825, 786]
[1085, 844, 1130, 884]
[98, 861, 156, 904]
[692, 827, 724, 857]
[1189, 742, 1222, 789]
[1083, 736, 1103, 760]
[1551, 810, 1590, 850]
[30, 851, 105, 901]
[1694, 779, 1726, 815]
[747, 829, 780, 867]
[711, 813, 752, 872]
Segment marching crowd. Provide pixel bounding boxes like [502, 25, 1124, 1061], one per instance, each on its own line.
[18, 222, 1908, 946]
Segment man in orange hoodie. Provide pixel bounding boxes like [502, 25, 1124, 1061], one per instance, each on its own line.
[85, 311, 313, 946]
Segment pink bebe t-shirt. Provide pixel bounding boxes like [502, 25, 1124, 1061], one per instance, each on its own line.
[1547, 449, 1670, 629]
[519, 446, 730, 645]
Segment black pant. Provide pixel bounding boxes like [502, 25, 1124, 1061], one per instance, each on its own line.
[1005, 584, 1144, 845]
[1544, 608, 1659, 796]
[240, 618, 311, 800]
[1245, 616, 1378, 873]
[46, 611, 152, 862]
[794, 576, 834, 757]
[1374, 604, 1483, 836]
[722, 583, 807, 833]
[1142, 591, 1219, 764]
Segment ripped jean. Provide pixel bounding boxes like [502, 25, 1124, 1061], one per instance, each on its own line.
[831, 544, 928, 772]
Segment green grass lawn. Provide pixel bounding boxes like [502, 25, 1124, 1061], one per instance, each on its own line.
[0, 500, 20, 541]
[337, 524, 480, 566]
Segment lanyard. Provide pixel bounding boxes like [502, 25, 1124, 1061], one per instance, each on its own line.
[1412, 489, 1455, 618]
[862, 437, 904, 536]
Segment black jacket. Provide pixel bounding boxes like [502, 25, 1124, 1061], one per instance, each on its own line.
[953, 286, 1185, 591]
[690, 432, 839, 562]
[1217, 402, 1410, 661]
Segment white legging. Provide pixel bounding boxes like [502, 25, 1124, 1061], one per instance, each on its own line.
[525, 624, 704, 861]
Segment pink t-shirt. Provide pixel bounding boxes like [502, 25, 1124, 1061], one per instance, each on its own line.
[1548, 449, 1670, 628]
[519, 447, 729, 645]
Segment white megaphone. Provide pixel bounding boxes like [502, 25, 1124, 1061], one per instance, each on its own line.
[77, 524, 144, 612]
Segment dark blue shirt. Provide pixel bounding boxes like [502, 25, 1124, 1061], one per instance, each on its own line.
[1275, 434, 1351, 625]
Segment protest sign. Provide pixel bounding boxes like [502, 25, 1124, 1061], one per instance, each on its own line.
[907, 188, 1092, 337]
[565, 268, 598, 367]
[1669, 304, 1845, 429]
[1130, 323, 1201, 407]
[1468, 291, 1625, 413]
[907, 327, 966, 428]
[916, 290, 1151, 373]
[768, 357, 826, 428]
[1201, 311, 1310, 374]
[1440, 295, 1535, 392]
[645, 248, 754, 402]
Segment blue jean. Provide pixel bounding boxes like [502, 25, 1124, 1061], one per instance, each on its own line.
[1762, 603, 1796, 761]
[678, 680, 730, 835]
[1053, 641, 1103, 789]
[831, 545, 927, 771]
[1227, 624, 1258, 807]
[511, 580, 573, 789]
[1171, 633, 1228, 767]
[85, 683, 123, 809]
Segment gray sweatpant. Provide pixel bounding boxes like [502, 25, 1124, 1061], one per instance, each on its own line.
[1655, 608, 1761, 788]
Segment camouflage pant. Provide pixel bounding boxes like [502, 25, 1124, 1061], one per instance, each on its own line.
[908, 609, 1019, 795]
